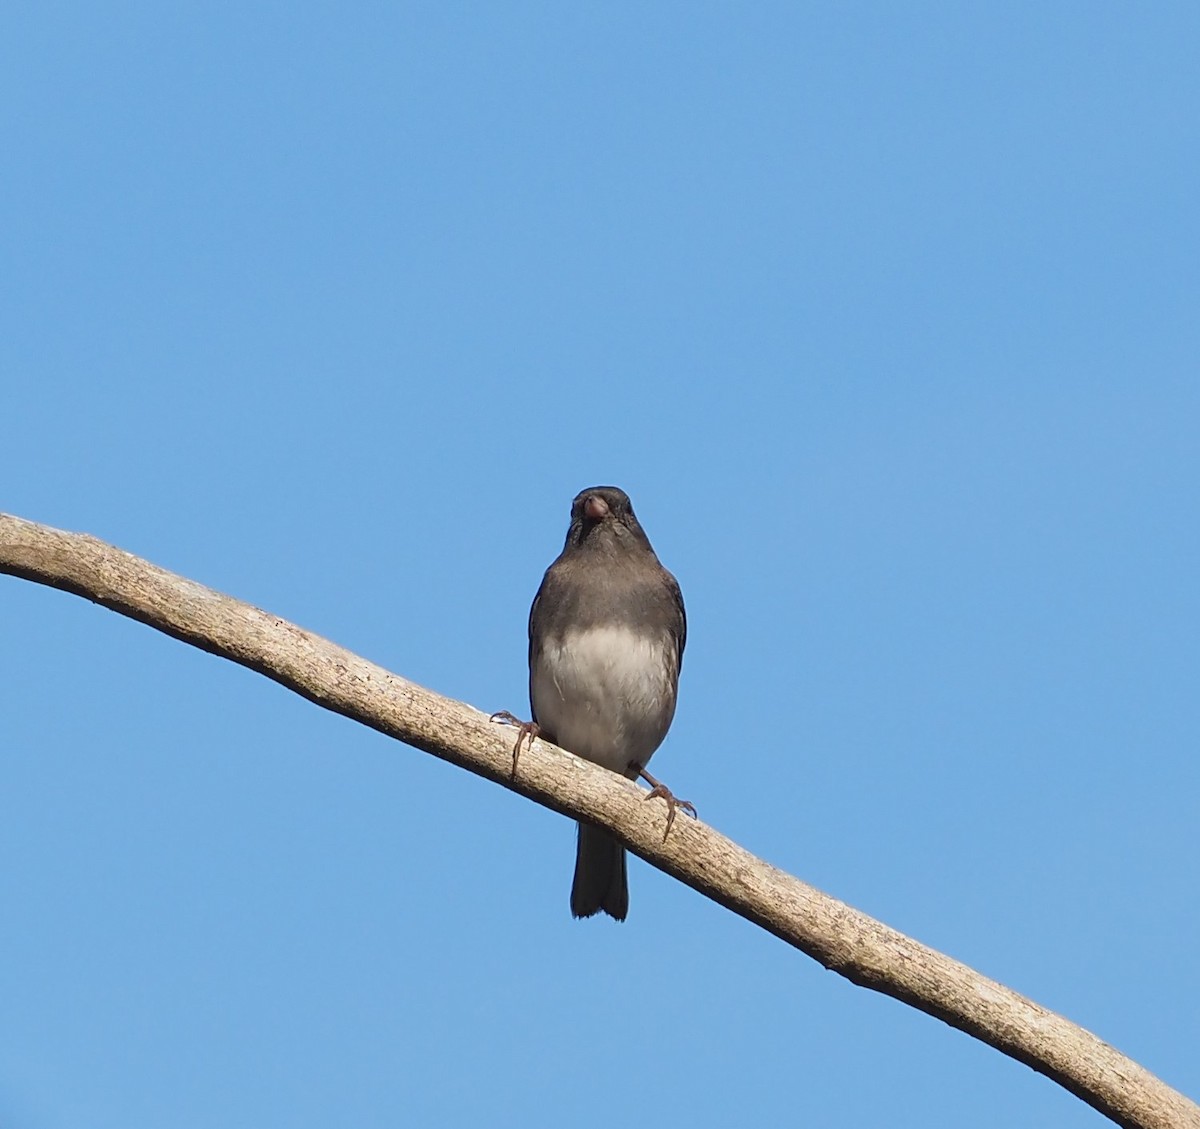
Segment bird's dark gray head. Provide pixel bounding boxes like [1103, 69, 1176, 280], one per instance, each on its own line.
[564, 486, 653, 553]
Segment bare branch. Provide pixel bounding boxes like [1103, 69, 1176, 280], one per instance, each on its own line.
[1, 511, 1194, 1129]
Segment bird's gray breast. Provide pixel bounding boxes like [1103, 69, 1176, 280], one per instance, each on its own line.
[531, 624, 678, 775]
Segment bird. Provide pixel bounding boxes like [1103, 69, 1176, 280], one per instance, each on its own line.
[509, 485, 690, 921]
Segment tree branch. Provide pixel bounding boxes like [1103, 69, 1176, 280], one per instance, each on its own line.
[0, 511, 1194, 1129]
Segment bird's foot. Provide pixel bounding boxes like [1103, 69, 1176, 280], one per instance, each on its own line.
[489, 711, 540, 777]
[638, 768, 697, 841]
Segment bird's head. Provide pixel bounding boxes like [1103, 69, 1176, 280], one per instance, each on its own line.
[565, 486, 651, 552]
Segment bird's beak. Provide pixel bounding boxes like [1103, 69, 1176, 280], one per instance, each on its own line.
[583, 494, 610, 521]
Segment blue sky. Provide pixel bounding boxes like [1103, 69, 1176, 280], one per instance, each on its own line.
[2, 5, 1198, 1127]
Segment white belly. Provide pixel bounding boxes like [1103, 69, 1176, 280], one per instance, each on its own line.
[532, 625, 676, 775]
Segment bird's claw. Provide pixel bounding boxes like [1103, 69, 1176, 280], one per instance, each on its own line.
[643, 783, 697, 842]
[489, 711, 540, 777]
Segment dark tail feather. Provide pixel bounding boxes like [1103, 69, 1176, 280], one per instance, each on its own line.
[570, 822, 628, 921]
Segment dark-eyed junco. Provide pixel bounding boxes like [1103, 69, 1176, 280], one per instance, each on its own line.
[518, 485, 690, 921]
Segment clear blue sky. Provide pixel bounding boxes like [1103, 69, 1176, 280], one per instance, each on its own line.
[2, 5, 1197, 1127]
